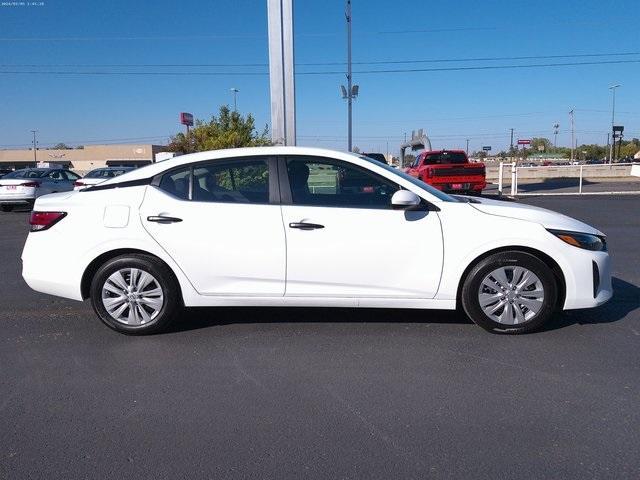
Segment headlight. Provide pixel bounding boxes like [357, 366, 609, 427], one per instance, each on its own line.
[548, 229, 607, 251]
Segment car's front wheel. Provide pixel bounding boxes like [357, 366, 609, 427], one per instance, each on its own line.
[461, 251, 558, 334]
[90, 254, 181, 334]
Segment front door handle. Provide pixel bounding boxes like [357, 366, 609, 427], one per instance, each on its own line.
[289, 222, 324, 230]
[147, 215, 183, 224]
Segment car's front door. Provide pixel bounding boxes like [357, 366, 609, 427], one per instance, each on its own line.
[279, 156, 444, 298]
[139, 156, 286, 296]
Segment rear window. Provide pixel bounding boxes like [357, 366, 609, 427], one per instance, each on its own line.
[2, 169, 47, 179]
[422, 152, 468, 165]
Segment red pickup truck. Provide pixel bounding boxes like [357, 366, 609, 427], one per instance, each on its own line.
[405, 150, 486, 195]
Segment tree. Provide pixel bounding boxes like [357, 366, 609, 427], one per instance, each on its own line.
[530, 137, 552, 153]
[620, 139, 640, 158]
[51, 143, 72, 150]
[352, 146, 361, 154]
[579, 144, 607, 160]
[167, 105, 271, 153]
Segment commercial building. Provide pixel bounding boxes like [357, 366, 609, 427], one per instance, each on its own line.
[0, 144, 170, 173]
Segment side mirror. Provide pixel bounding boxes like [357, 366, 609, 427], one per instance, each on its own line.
[391, 190, 421, 210]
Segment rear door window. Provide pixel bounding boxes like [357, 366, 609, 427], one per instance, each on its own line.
[192, 159, 269, 204]
[157, 158, 270, 204]
[159, 167, 191, 200]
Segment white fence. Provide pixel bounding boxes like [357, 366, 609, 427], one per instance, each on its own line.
[497, 162, 640, 196]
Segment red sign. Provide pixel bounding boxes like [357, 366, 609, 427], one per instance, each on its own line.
[180, 112, 194, 127]
[517, 139, 531, 145]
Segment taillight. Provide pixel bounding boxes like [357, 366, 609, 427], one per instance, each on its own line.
[29, 211, 67, 232]
[20, 181, 40, 188]
[74, 181, 85, 187]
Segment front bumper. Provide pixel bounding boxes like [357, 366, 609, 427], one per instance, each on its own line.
[563, 250, 612, 310]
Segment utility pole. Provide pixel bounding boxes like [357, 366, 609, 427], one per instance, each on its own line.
[509, 128, 514, 162]
[465, 139, 469, 155]
[345, 0, 354, 151]
[553, 123, 559, 149]
[31, 130, 37, 163]
[608, 84, 621, 164]
[569, 109, 575, 161]
[230, 88, 239, 112]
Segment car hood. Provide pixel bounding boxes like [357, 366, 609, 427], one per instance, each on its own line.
[462, 196, 602, 235]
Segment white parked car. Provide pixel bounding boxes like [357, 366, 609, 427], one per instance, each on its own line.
[21, 147, 612, 335]
[0, 168, 81, 211]
[73, 166, 135, 191]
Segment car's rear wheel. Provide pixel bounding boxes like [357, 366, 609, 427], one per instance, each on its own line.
[90, 254, 181, 335]
[461, 251, 558, 334]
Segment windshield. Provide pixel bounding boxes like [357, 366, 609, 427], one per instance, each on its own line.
[85, 168, 131, 178]
[359, 155, 458, 202]
[2, 169, 47, 179]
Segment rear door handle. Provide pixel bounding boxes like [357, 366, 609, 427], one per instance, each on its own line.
[289, 222, 324, 230]
[147, 215, 183, 224]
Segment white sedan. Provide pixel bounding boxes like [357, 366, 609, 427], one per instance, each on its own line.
[0, 168, 81, 211]
[73, 166, 135, 191]
[21, 147, 612, 335]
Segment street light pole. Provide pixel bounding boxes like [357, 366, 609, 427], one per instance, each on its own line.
[31, 130, 37, 164]
[230, 88, 239, 112]
[609, 84, 621, 164]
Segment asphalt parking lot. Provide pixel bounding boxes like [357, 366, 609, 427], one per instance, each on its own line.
[1, 196, 639, 480]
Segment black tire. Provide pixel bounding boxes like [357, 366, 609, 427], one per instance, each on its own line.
[90, 254, 182, 335]
[1, 205, 13, 212]
[461, 251, 558, 334]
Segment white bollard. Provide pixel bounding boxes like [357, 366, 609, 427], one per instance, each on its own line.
[579, 165, 583, 194]
[510, 163, 517, 196]
[498, 162, 504, 195]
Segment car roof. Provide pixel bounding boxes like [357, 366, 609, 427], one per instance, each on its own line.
[94, 146, 452, 203]
[97, 147, 365, 185]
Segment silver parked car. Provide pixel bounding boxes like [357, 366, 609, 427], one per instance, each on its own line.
[0, 168, 81, 211]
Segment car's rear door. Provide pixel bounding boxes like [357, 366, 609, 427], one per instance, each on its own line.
[139, 156, 286, 296]
[279, 155, 443, 298]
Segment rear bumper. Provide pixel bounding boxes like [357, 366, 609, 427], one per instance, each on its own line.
[429, 180, 487, 192]
[0, 194, 35, 205]
[22, 232, 84, 301]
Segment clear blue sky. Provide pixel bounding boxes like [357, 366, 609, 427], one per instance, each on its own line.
[1, 0, 639, 154]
